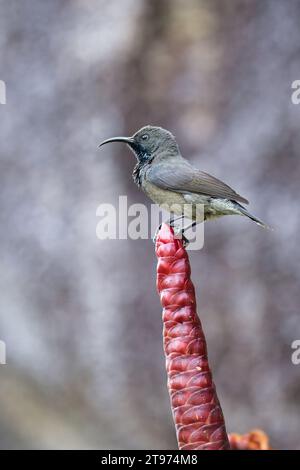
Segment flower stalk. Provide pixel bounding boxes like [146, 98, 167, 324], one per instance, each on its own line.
[155, 224, 230, 450]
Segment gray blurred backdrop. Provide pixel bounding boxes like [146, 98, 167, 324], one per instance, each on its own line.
[1, 0, 300, 449]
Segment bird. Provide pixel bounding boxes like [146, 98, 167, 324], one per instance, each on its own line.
[99, 125, 269, 243]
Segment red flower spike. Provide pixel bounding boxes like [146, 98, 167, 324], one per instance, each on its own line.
[155, 224, 230, 450]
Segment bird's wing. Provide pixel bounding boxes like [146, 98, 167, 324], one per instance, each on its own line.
[147, 160, 249, 204]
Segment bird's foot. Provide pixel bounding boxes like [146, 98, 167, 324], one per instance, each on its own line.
[153, 224, 162, 244]
[173, 226, 189, 247]
[153, 224, 189, 247]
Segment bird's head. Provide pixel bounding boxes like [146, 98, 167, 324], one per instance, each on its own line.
[99, 125, 179, 162]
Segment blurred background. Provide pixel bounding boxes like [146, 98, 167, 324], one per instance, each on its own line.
[1, 0, 300, 450]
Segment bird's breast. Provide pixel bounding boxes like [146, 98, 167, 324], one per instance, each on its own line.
[141, 183, 239, 222]
[141, 181, 189, 216]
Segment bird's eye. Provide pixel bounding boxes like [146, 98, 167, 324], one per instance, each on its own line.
[141, 134, 149, 141]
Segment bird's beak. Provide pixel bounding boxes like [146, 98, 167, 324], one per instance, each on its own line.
[98, 136, 135, 148]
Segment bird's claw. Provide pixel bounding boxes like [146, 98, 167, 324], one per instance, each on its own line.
[173, 227, 189, 247]
[153, 224, 189, 247]
[153, 224, 162, 244]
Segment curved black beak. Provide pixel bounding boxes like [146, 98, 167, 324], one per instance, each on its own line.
[98, 136, 135, 149]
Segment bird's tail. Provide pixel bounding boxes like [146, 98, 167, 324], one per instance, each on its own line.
[236, 204, 271, 229]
